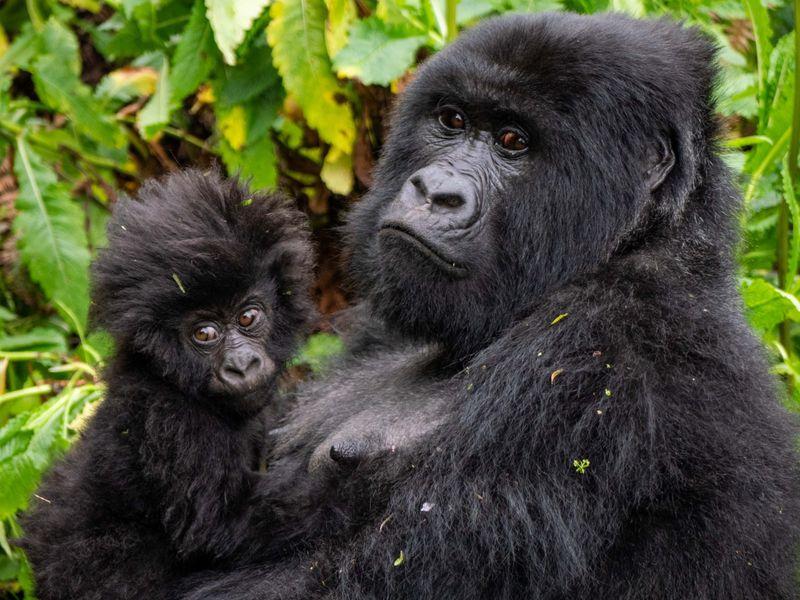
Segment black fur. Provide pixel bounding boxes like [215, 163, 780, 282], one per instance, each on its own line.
[182, 13, 800, 600]
[19, 169, 314, 600]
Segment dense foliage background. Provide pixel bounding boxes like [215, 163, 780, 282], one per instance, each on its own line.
[0, 0, 797, 596]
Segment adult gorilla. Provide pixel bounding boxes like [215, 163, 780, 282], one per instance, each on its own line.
[185, 12, 800, 599]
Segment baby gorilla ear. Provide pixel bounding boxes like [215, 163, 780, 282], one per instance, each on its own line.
[645, 132, 676, 192]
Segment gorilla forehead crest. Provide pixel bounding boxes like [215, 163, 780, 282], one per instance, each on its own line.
[421, 14, 717, 126]
[91, 169, 311, 341]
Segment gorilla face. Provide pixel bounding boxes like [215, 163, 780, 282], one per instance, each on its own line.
[376, 104, 528, 281]
[348, 14, 709, 355]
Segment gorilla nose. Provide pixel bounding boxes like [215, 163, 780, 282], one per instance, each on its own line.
[410, 167, 473, 212]
[219, 350, 266, 388]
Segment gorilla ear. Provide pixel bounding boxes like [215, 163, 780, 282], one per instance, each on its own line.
[645, 133, 676, 192]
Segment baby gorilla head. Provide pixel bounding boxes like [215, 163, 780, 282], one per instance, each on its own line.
[91, 169, 314, 416]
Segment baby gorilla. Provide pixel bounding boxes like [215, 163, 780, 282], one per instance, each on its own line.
[19, 170, 314, 600]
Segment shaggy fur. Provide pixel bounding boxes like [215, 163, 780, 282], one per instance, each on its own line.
[20, 170, 314, 600]
[182, 13, 800, 600]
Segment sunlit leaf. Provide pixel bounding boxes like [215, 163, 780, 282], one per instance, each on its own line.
[268, 0, 356, 153]
[205, 0, 271, 65]
[138, 58, 171, 140]
[12, 139, 91, 331]
[333, 17, 426, 85]
[321, 147, 354, 195]
[325, 0, 357, 57]
[171, 0, 220, 106]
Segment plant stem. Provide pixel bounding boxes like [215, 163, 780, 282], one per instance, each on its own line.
[25, 0, 44, 31]
[780, 2, 800, 370]
[446, 0, 459, 42]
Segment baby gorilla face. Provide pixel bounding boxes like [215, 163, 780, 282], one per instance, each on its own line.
[184, 296, 277, 399]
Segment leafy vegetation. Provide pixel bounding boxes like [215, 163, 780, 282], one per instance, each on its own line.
[0, 0, 797, 596]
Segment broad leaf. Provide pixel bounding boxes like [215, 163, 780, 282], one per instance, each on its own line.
[325, 0, 357, 57]
[741, 278, 800, 333]
[170, 0, 220, 107]
[205, 0, 271, 65]
[12, 139, 91, 331]
[268, 0, 356, 153]
[138, 58, 171, 140]
[333, 17, 426, 85]
[215, 94, 282, 189]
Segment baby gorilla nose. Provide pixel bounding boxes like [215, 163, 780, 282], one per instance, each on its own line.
[219, 348, 273, 392]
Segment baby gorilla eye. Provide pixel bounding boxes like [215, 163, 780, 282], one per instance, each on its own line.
[238, 307, 261, 328]
[497, 129, 528, 153]
[438, 107, 466, 131]
[193, 325, 220, 344]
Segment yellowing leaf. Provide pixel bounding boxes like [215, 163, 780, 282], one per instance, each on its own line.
[205, 0, 271, 65]
[219, 105, 248, 150]
[106, 66, 158, 97]
[325, 0, 357, 58]
[321, 147, 353, 195]
[268, 0, 355, 153]
[393, 550, 405, 567]
[197, 85, 216, 104]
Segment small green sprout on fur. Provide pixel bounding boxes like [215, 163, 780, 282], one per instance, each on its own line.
[573, 459, 590, 474]
[604, 388, 612, 397]
[241, 197, 254, 207]
[172, 273, 186, 294]
[393, 550, 406, 567]
[550, 312, 569, 326]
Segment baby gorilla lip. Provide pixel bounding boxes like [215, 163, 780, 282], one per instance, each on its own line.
[379, 222, 467, 277]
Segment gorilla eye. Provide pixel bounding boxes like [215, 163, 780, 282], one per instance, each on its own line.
[497, 129, 528, 153]
[438, 108, 466, 131]
[193, 325, 220, 344]
[238, 308, 261, 328]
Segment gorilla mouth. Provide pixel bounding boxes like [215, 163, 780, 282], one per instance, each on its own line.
[379, 223, 467, 277]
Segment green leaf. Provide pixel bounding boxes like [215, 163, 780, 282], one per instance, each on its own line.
[215, 93, 282, 190]
[138, 58, 171, 140]
[212, 41, 281, 107]
[0, 408, 65, 518]
[289, 332, 344, 373]
[0, 385, 95, 518]
[333, 17, 426, 86]
[37, 18, 81, 76]
[26, 21, 127, 150]
[31, 55, 127, 150]
[205, 0, 271, 65]
[268, 0, 356, 153]
[0, 328, 67, 353]
[741, 278, 800, 333]
[781, 158, 800, 280]
[12, 139, 91, 331]
[170, 0, 220, 107]
[743, 0, 773, 104]
[0, 26, 37, 73]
